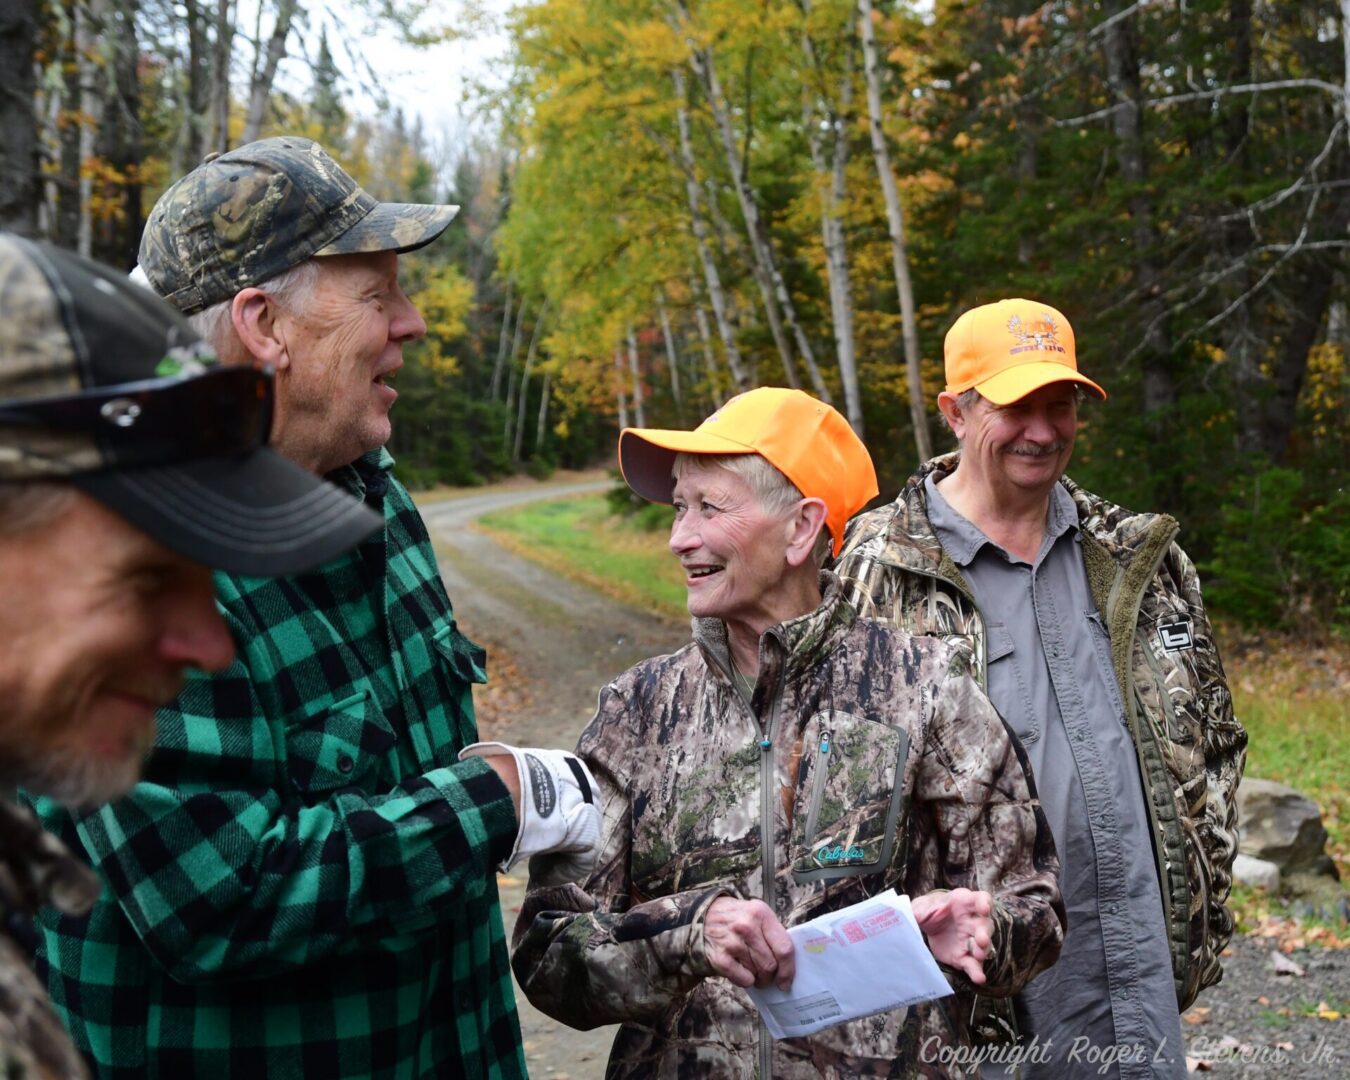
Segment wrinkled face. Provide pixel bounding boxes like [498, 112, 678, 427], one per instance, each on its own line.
[0, 494, 234, 805]
[951, 382, 1078, 503]
[272, 250, 426, 475]
[669, 462, 791, 632]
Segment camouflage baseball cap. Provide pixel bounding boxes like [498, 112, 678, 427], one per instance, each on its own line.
[139, 136, 459, 314]
[0, 233, 380, 574]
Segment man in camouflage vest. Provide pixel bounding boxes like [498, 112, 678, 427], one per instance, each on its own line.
[0, 233, 378, 1078]
[28, 139, 602, 1078]
[835, 299, 1247, 1078]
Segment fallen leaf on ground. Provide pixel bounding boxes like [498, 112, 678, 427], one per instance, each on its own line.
[1182, 1007, 1211, 1025]
[1269, 950, 1306, 976]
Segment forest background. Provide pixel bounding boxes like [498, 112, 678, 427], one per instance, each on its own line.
[2, 0, 1347, 638]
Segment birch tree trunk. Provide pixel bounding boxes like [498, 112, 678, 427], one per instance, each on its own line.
[494, 296, 527, 401]
[75, 0, 105, 257]
[657, 295, 684, 419]
[0, 0, 39, 235]
[801, 11, 862, 433]
[535, 372, 552, 451]
[174, 0, 210, 173]
[514, 300, 549, 463]
[614, 348, 630, 429]
[673, 69, 748, 390]
[490, 283, 515, 400]
[242, 0, 297, 143]
[627, 328, 647, 428]
[680, 33, 800, 389]
[690, 290, 725, 409]
[207, 0, 233, 154]
[858, 0, 932, 461]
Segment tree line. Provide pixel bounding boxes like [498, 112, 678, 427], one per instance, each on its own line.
[3, 0, 1347, 634]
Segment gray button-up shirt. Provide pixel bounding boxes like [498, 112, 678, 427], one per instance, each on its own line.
[925, 475, 1184, 1080]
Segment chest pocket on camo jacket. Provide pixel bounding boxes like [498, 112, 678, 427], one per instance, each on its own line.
[791, 711, 909, 883]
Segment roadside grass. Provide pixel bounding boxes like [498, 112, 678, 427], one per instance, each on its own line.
[476, 493, 1350, 936]
[475, 494, 688, 623]
[1224, 635, 1350, 946]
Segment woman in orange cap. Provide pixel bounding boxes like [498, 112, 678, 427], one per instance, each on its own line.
[512, 388, 1065, 1078]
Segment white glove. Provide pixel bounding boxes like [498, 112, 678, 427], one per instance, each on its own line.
[459, 741, 603, 880]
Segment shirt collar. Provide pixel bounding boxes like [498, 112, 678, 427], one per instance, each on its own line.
[924, 472, 1078, 567]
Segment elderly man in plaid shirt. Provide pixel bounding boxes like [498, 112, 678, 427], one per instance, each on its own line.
[28, 138, 602, 1079]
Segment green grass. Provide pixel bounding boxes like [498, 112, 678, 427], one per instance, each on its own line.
[475, 494, 688, 622]
[1226, 639, 1350, 878]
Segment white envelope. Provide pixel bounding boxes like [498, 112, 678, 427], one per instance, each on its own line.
[746, 890, 952, 1039]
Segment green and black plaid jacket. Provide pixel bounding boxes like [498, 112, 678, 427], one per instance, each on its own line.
[27, 450, 526, 1079]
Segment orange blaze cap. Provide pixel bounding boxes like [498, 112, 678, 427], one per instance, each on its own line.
[944, 298, 1106, 405]
[618, 388, 878, 557]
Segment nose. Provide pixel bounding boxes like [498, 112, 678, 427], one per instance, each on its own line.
[391, 285, 427, 344]
[159, 565, 236, 673]
[1023, 407, 1058, 443]
[669, 511, 701, 557]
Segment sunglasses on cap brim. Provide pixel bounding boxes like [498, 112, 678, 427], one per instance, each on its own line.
[0, 364, 275, 468]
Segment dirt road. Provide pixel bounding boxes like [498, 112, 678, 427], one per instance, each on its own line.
[420, 476, 1350, 1079]
[422, 475, 687, 1078]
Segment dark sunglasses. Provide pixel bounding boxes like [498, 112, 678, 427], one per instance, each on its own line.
[0, 364, 275, 467]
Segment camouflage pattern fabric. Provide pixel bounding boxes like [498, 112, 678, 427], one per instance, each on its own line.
[512, 573, 1065, 1079]
[139, 137, 456, 315]
[0, 799, 99, 1080]
[833, 452, 1247, 1011]
[0, 237, 99, 481]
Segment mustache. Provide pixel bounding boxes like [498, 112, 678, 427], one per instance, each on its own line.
[1007, 441, 1068, 457]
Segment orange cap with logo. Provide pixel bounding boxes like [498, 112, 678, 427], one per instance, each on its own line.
[618, 388, 878, 556]
[944, 298, 1106, 405]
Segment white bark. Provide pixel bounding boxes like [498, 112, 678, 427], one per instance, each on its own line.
[535, 372, 551, 451]
[673, 69, 748, 389]
[657, 294, 684, 414]
[614, 347, 630, 429]
[627, 328, 647, 428]
[513, 299, 549, 463]
[801, 10, 861, 433]
[242, 0, 298, 143]
[690, 288, 725, 408]
[684, 40, 800, 389]
[75, 0, 103, 258]
[858, 0, 932, 461]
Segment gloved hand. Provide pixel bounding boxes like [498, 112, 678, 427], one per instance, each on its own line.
[459, 742, 603, 881]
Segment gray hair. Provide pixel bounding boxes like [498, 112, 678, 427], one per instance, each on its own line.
[187, 258, 321, 356]
[0, 482, 76, 535]
[672, 452, 832, 569]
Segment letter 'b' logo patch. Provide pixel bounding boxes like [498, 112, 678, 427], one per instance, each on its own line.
[1157, 616, 1194, 653]
[524, 753, 557, 818]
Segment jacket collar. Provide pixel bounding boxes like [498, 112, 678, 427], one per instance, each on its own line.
[859, 451, 1176, 572]
[692, 570, 858, 687]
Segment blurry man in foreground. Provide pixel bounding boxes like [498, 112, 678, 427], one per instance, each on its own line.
[0, 232, 379, 1078]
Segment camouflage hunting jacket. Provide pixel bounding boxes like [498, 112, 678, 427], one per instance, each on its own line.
[0, 799, 98, 1080]
[512, 573, 1064, 1079]
[833, 452, 1247, 1011]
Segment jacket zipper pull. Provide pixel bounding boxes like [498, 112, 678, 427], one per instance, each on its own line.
[820, 730, 831, 755]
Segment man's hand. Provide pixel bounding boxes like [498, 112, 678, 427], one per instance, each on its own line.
[459, 742, 602, 881]
[911, 888, 994, 984]
[704, 898, 795, 991]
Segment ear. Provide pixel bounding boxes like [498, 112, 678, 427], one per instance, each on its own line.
[937, 391, 967, 439]
[784, 498, 829, 568]
[231, 288, 290, 369]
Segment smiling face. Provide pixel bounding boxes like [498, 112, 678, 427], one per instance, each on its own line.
[0, 492, 235, 805]
[669, 461, 797, 636]
[270, 250, 426, 475]
[942, 382, 1079, 507]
